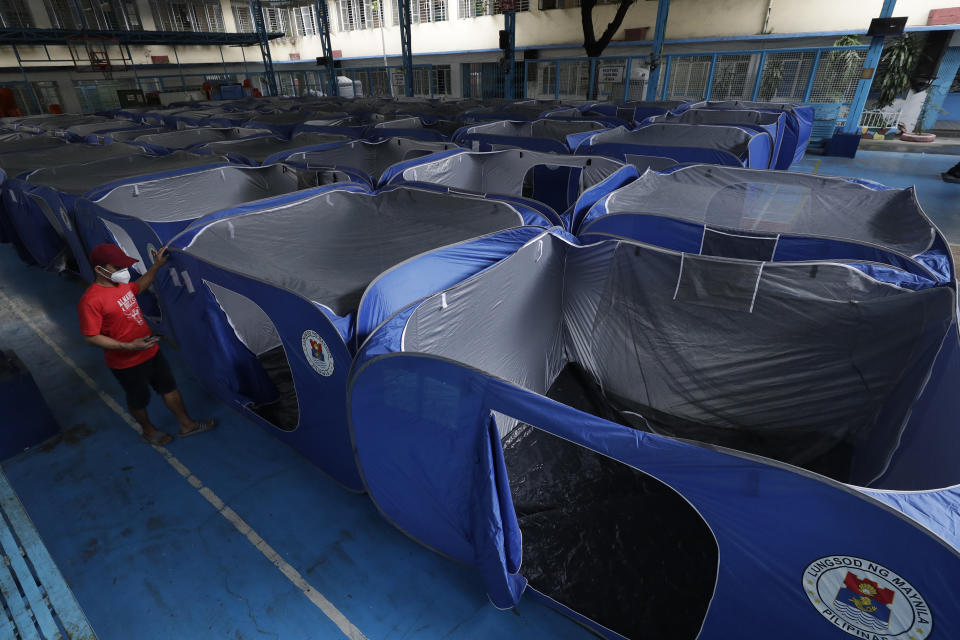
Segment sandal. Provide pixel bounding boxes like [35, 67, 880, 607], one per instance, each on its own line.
[141, 430, 174, 446]
[179, 419, 217, 438]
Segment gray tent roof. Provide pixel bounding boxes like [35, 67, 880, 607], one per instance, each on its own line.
[92, 163, 301, 223]
[399, 149, 625, 197]
[183, 187, 527, 315]
[25, 151, 227, 195]
[297, 138, 457, 180]
[585, 124, 756, 153]
[0, 143, 140, 178]
[133, 127, 271, 149]
[0, 135, 69, 154]
[201, 132, 351, 163]
[648, 110, 782, 125]
[601, 165, 937, 256]
[463, 119, 607, 141]
[403, 231, 955, 480]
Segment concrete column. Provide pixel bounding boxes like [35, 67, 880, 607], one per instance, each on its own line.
[221, 0, 239, 32]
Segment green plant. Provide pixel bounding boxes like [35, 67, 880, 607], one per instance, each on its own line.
[876, 34, 920, 108]
[758, 60, 783, 101]
[817, 35, 864, 103]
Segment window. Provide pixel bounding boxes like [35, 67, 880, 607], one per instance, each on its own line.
[32, 81, 63, 112]
[666, 56, 711, 101]
[433, 64, 452, 95]
[263, 6, 287, 33]
[152, 0, 225, 32]
[231, 0, 254, 31]
[336, 0, 384, 31]
[45, 0, 142, 30]
[291, 5, 318, 35]
[73, 78, 137, 112]
[458, 0, 526, 18]
[392, 0, 447, 25]
[0, 0, 33, 27]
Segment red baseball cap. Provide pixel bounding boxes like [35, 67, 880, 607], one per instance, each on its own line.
[89, 244, 137, 269]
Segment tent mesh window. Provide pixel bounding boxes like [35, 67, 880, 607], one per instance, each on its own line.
[501, 367, 717, 640]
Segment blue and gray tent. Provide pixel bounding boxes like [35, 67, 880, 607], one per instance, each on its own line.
[3, 151, 224, 279]
[365, 117, 456, 142]
[128, 127, 272, 155]
[196, 131, 357, 166]
[642, 109, 786, 169]
[75, 162, 308, 340]
[684, 100, 814, 169]
[163, 185, 554, 489]
[349, 213, 960, 638]
[581, 100, 689, 125]
[452, 119, 611, 153]
[243, 111, 353, 137]
[381, 148, 627, 225]
[570, 122, 775, 168]
[284, 138, 458, 189]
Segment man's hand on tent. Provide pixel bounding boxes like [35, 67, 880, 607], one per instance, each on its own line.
[137, 246, 169, 291]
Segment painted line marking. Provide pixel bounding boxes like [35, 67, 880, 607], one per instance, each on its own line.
[0, 288, 369, 640]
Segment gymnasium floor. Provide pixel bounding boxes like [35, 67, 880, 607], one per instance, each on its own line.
[0, 149, 958, 640]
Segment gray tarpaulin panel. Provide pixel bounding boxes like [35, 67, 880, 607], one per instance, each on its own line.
[25, 151, 228, 195]
[299, 138, 456, 181]
[93, 164, 301, 222]
[201, 132, 350, 163]
[587, 123, 753, 153]
[648, 110, 782, 126]
[602, 165, 936, 256]
[404, 233, 955, 481]
[133, 127, 271, 149]
[401, 149, 624, 196]
[464, 119, 607, 141]
[184, 187, 527, 315]
[0, 143, 141, 177]
[0, 136, 69, 153]
[102, 127, 167, 142]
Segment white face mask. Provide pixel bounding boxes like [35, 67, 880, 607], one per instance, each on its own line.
[99, 266, 131, 284]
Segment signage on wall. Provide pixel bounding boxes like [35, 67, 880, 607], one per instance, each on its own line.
[597, 65, 624, 83]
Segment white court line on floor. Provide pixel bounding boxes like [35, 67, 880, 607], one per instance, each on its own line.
[0, 288, 369, 640]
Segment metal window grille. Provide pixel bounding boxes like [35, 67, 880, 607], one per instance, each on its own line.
[291, 5, 319, 35]
[525, 61, 555, 99]
[556, 60, 590, 99]
[709, 53, 754, 100]
[262, 6, 287, 33]
[31, 81, 63, 111]
[808, 49, 866, 103]
[152, 0, 225, 32]
[0, 0, 34, 27]
[45, 0, 142, 30]
[432, 64, 452, 95]
[756, 51, 815, 102]
[337, 0, 384, 30]
[666, 55, 711, 101]
[231, 1, 254, 31]
[73, 78, 137, 112]
[393, 0, 447, 24]
[458, 0, 526, 18]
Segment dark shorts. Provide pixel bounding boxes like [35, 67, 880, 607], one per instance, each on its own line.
[110, 351, 177, 411]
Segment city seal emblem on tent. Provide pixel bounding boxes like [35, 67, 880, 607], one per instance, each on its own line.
[301, 330, 334, 377]
[803, 555, 932, 639]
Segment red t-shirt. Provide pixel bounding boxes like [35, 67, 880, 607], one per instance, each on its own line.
[78, 282, 158, 370]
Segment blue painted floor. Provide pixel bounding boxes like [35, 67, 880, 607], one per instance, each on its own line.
[0, 244, 592, 639]
[791, 150, 960, 242]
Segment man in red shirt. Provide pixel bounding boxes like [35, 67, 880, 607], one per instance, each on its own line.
[78, 243, 215, 445]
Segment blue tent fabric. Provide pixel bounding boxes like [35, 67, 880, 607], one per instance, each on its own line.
[349, 352, 960, 639]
